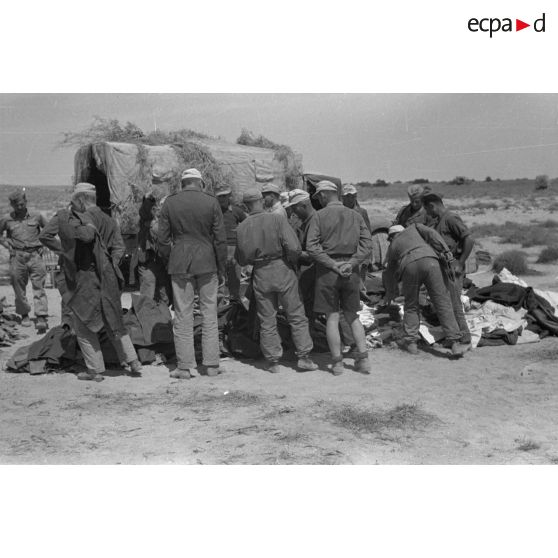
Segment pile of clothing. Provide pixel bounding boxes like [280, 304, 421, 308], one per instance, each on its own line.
[5, 295, 177, 374]
[0, 296, 29, 349]
[465, 276, 558, 346]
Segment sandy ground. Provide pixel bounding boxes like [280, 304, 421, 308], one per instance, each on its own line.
[1, 279, 557, 464]
[1, 199, 557, 464]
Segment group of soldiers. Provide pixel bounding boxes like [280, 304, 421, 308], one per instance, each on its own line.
[0, 173, 473, 381]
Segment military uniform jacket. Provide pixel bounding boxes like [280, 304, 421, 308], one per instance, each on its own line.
[394, 204, 431, 228]
[432, 210, 471, 257]
[235, 210, 301, 268]
[305, 201, 373, 271]
[383, 224, 450, 299]
[40, 207, 127, 335]
[0, 211, 47, 250]
[158, 189, 227, 277]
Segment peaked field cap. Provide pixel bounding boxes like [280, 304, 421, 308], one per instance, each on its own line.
[261, 183, 281, 195]
[312, 180, 338, 198]
[342, 183, 357, 195]
[388, 225, 405, 236]
[421, 193, 444, 205]
[181, 168, 203, 181]
[9, 188, 26, 203]
[243, 189, 263, 203]
[73, 182, 96, 194]
[407, 184, 432, 198]
[285, 189, 310, 207]
[216, 188, 232, 196]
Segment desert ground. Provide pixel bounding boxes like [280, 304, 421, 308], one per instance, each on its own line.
[0, 181, 557, 464]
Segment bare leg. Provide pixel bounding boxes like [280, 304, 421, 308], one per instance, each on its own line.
[326, 312, 342, 358]
[345, 311, 367, 353]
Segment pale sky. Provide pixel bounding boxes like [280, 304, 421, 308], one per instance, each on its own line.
[2, 93, 558, 186]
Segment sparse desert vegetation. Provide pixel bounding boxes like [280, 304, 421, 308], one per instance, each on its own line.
[492, 250, 530, 275]
[537, 246, 558, 264]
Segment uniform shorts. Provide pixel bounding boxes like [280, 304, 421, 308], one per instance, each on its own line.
[313, 265, 361, 315]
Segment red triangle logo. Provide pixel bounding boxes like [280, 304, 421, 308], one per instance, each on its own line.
[516, 19, 530, 31]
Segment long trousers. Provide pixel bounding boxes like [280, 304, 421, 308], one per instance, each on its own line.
[218, 246, 242, 301]
[73, 314, 137, 374]
[401, 257, 461, 344]
[139, 256, 171, 305]
[172, 272, 219, 370]
[447, 272, 471, 342]
[253, 259, 313, 362]
[54, 270, 73, 327]
[9, 250, 48, 317]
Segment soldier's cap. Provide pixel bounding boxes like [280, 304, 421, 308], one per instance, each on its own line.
[407, 184, 432, 199]
[261, 183, 281, 195]
[9, 189, 26, 203]
[312, 180, 338, 198]
[388, 225, 405, 237]
[181, 168, 204, 182]
[342, 183, 357, 196]
[284, 189, 310, 208]
[243, 189, 263, 203]
[421, 193, 444, 205]
[73, 182, 96, 194]
[216, 188, 232, 197]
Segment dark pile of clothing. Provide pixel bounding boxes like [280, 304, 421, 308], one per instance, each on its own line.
[5, 294, 242, 374]
[5, 295, 176, 374]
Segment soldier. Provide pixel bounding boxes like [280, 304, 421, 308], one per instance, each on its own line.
[383, 224, 465, 355]
[422, 193, 473, 346]
[306, 180, 373, 376]
[40, 183, 142, 381]
[284, 189, 316, 318]
[261, 183, 287, 218]
[235, 189, 318, 374]
[158, 169, 227, 379]
[342, 183, 372, 232]
[137, 193, 171, 304]
[394, 184, 432, 228]
[0, 189, 48, 332]
[342, 183, 373, 291]
[216, 187, 246, 300]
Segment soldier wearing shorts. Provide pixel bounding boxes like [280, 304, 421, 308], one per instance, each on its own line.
[306, 181, 373, 376]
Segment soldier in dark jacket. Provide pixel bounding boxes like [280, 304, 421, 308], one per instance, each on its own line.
[158, 169, 227, 379]
[137, 193, 171, 305]
[40, 183, 142, 381]
[216, 187, 246, 300]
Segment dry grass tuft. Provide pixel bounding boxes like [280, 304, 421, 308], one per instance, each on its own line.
[328, 403, 438, 436]
[515, 438, 541, 452]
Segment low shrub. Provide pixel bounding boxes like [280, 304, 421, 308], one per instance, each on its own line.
[537, 246, 558, 264]
[492, 250, 529, 275]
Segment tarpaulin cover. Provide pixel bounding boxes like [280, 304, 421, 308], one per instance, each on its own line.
[74, 140, 303, 208]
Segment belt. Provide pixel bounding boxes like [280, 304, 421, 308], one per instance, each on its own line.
[328, 254, 352, 261]
[253, 256, 283, 267]
[14, 247, 41, 253]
